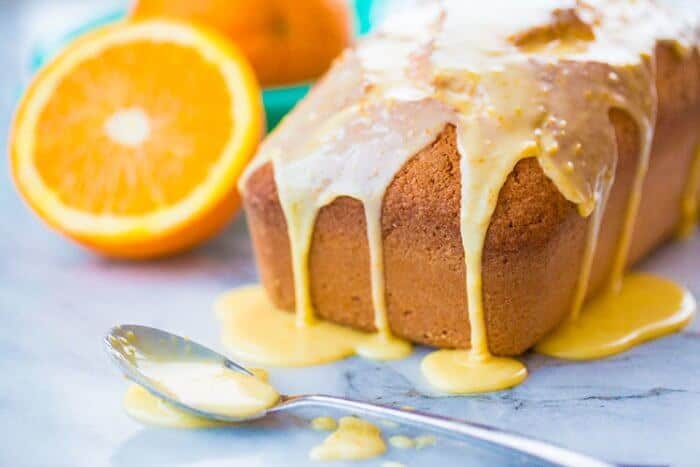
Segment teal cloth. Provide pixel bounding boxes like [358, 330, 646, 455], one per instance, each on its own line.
[29, 1, 381, 130]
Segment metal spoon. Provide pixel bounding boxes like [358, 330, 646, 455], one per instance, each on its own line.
[105, 324, 610, 467]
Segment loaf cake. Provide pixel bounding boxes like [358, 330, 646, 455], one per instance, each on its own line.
[240, 0, 700, 357]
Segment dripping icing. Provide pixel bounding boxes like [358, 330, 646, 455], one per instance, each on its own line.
[237, 0, 699, 390]
[678, 143, 700, 238]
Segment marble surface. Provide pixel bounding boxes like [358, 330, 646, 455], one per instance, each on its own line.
[2, 1, 700, 466]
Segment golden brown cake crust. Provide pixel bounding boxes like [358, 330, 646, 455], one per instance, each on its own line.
[243, 44, 700, 356]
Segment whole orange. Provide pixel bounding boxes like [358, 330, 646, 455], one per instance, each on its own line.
[131, 0, 354, 87]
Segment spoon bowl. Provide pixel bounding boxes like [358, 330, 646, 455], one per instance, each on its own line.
[105, 324, 611, 467]
[106, 324, 272, 423]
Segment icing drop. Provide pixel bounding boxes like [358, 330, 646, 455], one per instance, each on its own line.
[311, 416, 338, 431]
[309, 416, 386, 461]
[607, 118, 656, 293]
[356, 198, 413, 360]
[421, 350, 527, 394]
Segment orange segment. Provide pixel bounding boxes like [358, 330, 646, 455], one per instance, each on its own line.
[11, 20, 264, 258]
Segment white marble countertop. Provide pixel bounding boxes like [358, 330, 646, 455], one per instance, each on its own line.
[2, 1, 700, 466]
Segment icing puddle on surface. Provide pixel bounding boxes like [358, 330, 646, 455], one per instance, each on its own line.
[122, 373, 429, 463]
[126, 385, 435, 463]
[420, 350, 527, 394]
[126, 270, 696, 432]
[536, 273, 696, 359]
[215, 285, 411, 367]
[307, 415, 437, 462]
[309, 416, 387, 461]
[215, 277, 695, 393]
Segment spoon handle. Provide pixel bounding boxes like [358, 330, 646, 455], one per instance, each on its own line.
[277, 395, 610, 467]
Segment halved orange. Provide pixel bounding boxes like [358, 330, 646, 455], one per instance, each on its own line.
[10, 20, 264, 259]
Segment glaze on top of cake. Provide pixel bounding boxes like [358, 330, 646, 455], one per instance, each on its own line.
[237, 0, 699, 391]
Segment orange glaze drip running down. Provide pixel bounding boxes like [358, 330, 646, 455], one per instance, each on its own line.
[223, 0, 700, 393]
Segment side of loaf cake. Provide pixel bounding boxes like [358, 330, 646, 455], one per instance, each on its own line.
[241, 0, 700, 356]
